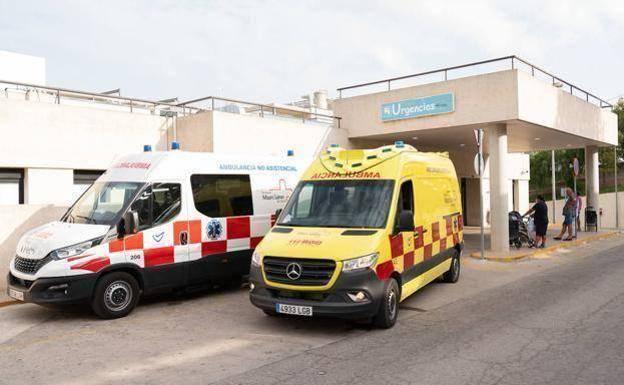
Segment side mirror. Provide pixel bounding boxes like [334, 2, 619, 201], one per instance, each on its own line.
[397, 210, 415, 233]
[117, 210, 139, 238]
[275, 208, 283, 219]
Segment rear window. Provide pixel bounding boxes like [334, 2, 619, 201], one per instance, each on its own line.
[191, 174, 253, 217]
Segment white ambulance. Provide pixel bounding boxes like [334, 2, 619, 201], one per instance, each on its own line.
[7, 149, 303, 318]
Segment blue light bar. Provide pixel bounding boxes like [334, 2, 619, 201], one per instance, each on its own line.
[143, 145, 152, 152]
[395, 141, 405, 148]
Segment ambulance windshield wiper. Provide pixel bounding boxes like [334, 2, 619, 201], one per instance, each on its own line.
[76, 214, 98, 224]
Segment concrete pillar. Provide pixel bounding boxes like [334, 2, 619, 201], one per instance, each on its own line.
[488, 124, 509, 252]
[585, 145, 600, 214]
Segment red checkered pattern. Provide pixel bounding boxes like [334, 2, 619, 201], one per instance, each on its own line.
[376, 213, 463, 280]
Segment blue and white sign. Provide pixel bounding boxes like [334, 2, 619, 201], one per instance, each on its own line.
[381, 93, 454, 122]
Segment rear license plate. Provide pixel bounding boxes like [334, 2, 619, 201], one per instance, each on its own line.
[276, 303, 313, 316]
[9, 288, 24, 301]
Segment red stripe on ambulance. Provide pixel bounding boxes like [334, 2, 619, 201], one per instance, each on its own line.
[71, 256, 110, 272]
[144, 246, 175, 267]
[202, 240, 227, 256]
[227, 217, 251, 239]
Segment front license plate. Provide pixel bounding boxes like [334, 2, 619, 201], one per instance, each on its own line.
[276, 303, 313, 316]
[8, 288, 24, 301]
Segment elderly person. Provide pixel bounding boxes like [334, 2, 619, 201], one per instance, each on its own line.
[523, 195, 549, 248]
[554, 188, 576, 241]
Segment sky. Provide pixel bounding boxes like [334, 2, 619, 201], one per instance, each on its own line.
[0, 0, 623, 105]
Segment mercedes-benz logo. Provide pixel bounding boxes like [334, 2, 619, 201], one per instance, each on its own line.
[286, 263, 302, 280]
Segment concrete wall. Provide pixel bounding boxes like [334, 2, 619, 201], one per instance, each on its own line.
[545, 191, 624, 230]
[516, 70, 617, 146]
[177, 110, 350, 157]
[24, 168, 74, 205]
[333, 70, 519, 138]
[0, 205, 67, 294]
[0, 50, 46, 85]
[0, 97, 172, 170]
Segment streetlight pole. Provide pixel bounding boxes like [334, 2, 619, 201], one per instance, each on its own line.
[551, 150, 556, 223]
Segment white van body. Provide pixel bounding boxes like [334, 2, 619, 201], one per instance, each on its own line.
[7, 151, 304, 317]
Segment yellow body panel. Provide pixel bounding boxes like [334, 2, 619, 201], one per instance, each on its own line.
[255, 143, 464, 300]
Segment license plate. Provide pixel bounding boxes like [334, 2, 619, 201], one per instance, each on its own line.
[276, 303, 313, 316]
[8, 288, 24, 301]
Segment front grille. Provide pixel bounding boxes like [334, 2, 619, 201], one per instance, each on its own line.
[14, 255, 52, 275]
[263, 257, 336, 286]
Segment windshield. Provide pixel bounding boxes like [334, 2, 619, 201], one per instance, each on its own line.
[62, 182, 143, 226]
[278, 179, 395, 229]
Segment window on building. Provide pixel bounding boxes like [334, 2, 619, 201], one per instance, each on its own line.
[0, 168, 24, 205]
[72, 170, 105, 202]
[130, 183, 182, 230]
[190, 174, 253, 217]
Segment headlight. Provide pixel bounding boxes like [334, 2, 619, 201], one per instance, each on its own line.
[50, 238, 102, 260]
[342, 253, 378, 272]
[251, 251, 263, 267]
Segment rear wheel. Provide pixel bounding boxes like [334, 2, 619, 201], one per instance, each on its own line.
[442, 253, 460, 283]
[91, 272, 140, 319]
[373, 278, 400, 329]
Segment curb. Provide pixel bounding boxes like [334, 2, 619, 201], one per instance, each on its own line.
[0, 298, 21, 308]
[469, 231, 620, 262]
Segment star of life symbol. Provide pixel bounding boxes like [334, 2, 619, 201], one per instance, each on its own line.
[206, 219, 223, 240]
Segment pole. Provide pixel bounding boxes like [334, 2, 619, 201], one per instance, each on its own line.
[478, 128, 485, 260]
[551, 150, 556, 223]
[615, 146, 619, 229]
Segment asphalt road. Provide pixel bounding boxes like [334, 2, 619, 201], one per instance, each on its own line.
[1, 235, 623, 385]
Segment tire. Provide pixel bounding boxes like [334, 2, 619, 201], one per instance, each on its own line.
[514, 240, 522, 249]
[91, 272, 140, 319]
[442, 252, 460, 283]
[373, 278, 400, 329]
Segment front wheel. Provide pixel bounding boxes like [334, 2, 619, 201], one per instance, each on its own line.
[91, 272, 140, 319]
[442, 253, 460, 283]
[373, 278, 400, 329]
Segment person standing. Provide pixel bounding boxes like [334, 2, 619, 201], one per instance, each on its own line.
[523, 195, 549, 248]
[554, 188, 576, 241]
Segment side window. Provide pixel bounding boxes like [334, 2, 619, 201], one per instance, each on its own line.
[130, 183, 182, 230]
[293, 183, 313, 218]
[152, 183, 182, 226]
[191, 174, 253, 217]
[395, 180, 414, 230]
[398, 180, 414, 212]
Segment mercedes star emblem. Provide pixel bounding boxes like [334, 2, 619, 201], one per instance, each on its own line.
[286, 262, 303, 280]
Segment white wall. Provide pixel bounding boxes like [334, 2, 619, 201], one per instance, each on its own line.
[545, 191, 624, 229]
[0, 50, 46, 85]
[177, 110, 350, 158]
[0, 205, 68, 294]
[0, 97, 172, 170]
[24, 168, 74, 205]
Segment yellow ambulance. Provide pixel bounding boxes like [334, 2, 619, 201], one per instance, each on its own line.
[249, 142, 464, 328]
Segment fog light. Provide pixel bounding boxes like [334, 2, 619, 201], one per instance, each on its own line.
[249, 282, 255, 292]
[347, 291, 368, 302]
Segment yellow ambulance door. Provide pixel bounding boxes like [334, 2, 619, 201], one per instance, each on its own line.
[388, 178, 417, 292]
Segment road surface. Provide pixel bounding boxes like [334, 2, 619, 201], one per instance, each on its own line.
[1, 235, 623, 385]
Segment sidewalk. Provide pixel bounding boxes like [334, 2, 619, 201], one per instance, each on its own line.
[464, 226, 619, 262]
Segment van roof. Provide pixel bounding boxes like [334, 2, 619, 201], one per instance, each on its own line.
[98, 151, 303, 183]
[303, 143, 455, 180]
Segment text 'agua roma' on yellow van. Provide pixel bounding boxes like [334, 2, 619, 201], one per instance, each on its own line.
[249, 142, 464, 328]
